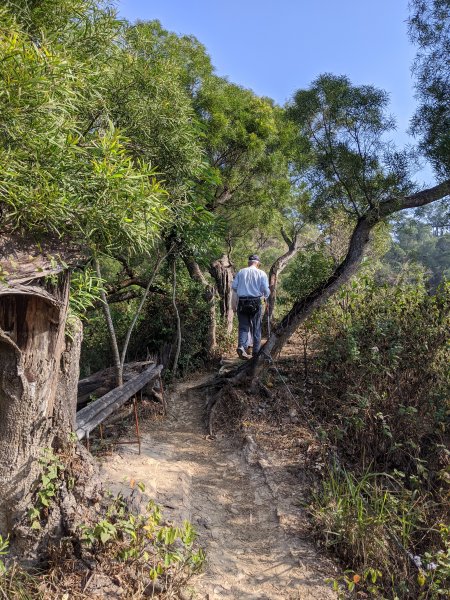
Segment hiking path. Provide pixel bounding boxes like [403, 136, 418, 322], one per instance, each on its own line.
[99, 375, 336, 600]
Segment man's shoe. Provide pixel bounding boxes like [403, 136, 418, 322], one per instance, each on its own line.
[237, 346, 251, 360]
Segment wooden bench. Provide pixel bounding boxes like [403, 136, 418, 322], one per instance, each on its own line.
[76, 364, 164, 451]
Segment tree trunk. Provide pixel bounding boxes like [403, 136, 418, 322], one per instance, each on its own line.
[94, 258, 123, 387]
[260, 218, 372, 364]
[242, 180, 450, 380]
[171, 260, 182, 376]
[119, 252, 167, 371]
[0, 273, 72, 535]
[183, 255, 217, 356]
[264, 228, 302, 330]
[209, 254, 235, 334]
[55, 317, 83, 433]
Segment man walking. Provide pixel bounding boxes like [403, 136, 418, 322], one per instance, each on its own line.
[232, 254, 270, 359]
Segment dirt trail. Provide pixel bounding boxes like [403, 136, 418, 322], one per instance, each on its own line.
[99, 376, 336, 600]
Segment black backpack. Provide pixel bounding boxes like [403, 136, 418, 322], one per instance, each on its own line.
[239, 297, 260, 317]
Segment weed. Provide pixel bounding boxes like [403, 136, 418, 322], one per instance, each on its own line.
[416, 524, 450, 599]
[28, 448, 65, 530]
[326, 566, 383, 598]
[80, 485, 205, 595]
[2, 481, 204, 598]
[302, 279, 449, 598]
[0, 534, 9, 576]
[310, 463, 449, 598]
[0, 562, 44, 599]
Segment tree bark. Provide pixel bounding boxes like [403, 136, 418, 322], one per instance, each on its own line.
[0, 273, 71, 535]
[264, 228, 302, 328]
[55, 317, 83, 432]
[209, 254, 235, 335]
[183, 255, 217, 356]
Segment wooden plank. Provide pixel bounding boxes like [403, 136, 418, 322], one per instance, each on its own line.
[77, 361, 154, 406]
[76, 363, 161, 429]
[76, 365, 162, 440]
[76, 364, 162, 439]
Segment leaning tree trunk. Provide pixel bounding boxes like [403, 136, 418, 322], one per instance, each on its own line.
[236, 180, 450, 381]
[209, 254, 235, 335]
[0, 273, 73, 536]
[183, 255, 217, 356]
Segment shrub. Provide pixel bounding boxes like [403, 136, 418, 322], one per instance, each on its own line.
[310, 278, 449, 478]
[1, 483, 204, 599]
[304, 277, 449, 598]
[79, 486, 205, 595]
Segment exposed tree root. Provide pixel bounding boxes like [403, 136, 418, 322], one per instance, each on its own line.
[199, 359, 274, 436]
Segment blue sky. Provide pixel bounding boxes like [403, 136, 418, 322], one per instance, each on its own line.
[117, 1, 433, 184]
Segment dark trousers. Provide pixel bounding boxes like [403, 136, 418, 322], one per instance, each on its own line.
[237, 301, 262, 356]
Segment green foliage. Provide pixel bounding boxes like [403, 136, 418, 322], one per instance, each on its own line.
[327, 568, 383, 599]
[107, 20, 207, 191]
[409, 0, 450, 178]
[0, 5, 168, 255]
[193, 75, 296, 245]
[305, 277, 449, 598]
[0, 534, 9, 576]
[2, 484, 204, 598]
[0, 562, 44, 599]
[311, 464, 450, 598]
[281, 248, 334, 303]
[310, 279, 449, 472]
[80, 259, 211, 376]
[416, 524, 450, 599]
[69, 268, 104, 320]
[381, 212, 450, 289]
[1, 2, 448, 598]
[130, 264, 210, 373]
[28, 449, 65, 530]
[311, 465, 419, 571]
[80, 486, 205, 593]
[287, 74, 414, 220]
[7, 0, 120, 56]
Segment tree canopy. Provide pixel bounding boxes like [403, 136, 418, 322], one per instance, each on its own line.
[0, 2, 168, 256]
[409, 0, 450, 178]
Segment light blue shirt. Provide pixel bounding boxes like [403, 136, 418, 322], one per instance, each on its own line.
[232, 266, 270, 298]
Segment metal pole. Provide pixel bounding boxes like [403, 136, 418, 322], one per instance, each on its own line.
[133, 395, 141, 455]
[158, 373, 167, 415]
